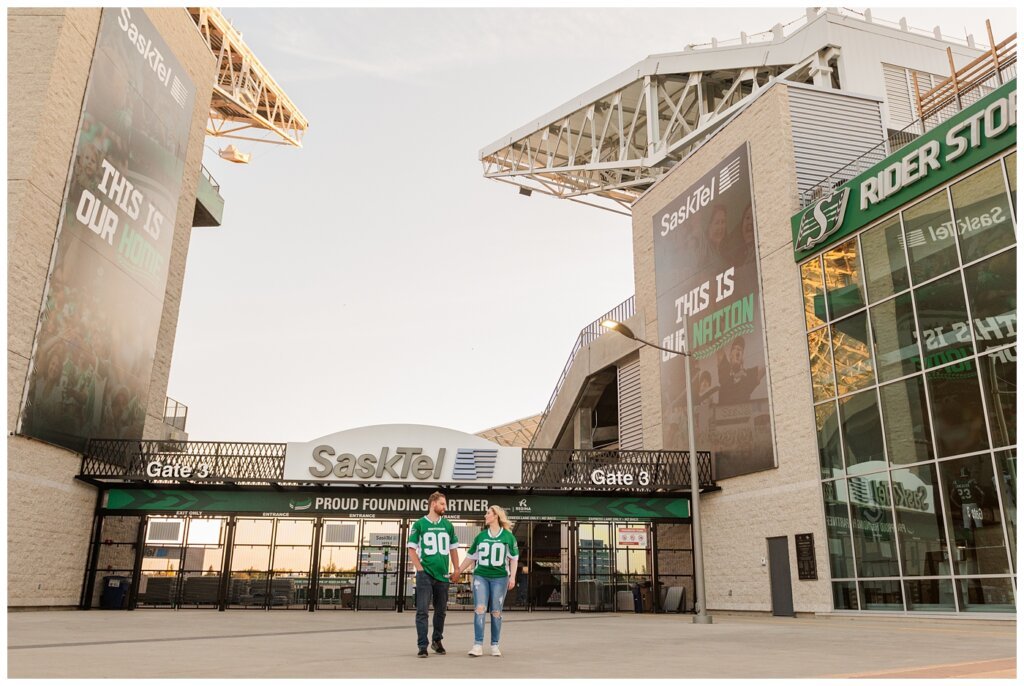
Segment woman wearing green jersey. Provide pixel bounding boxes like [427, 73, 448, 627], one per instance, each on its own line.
[454, 505, 519, 657]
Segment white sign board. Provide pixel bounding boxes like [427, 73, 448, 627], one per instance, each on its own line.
[617, 527, 648, 548]
[284, 424, 523, 485]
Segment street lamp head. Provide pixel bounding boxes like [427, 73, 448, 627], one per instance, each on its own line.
[601, 320, 636, 339]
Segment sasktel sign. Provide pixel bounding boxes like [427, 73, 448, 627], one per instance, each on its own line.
[283, 424, 523, 485]
[793, 79, 1016, 261]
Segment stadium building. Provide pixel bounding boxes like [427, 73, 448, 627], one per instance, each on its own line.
[7, 7, 1015, 618]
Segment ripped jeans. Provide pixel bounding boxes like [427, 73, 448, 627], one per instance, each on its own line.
[472, 575, 508, 646]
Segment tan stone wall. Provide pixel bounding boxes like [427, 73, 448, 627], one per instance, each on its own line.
[7, 8, 215, 607]
[631, 84, 832, 613]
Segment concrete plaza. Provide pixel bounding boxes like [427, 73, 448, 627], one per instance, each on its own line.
[7, 609, 1017, 679]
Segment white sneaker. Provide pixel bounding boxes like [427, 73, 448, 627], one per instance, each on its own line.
[468, 644, 483, 657]
[491, 645, 502, 657]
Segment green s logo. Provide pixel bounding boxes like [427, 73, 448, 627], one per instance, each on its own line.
[795, 187, 850, 253]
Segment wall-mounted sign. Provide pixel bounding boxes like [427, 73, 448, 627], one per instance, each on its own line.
[652, 143, 776, 479]
[617, 527, 649, 547]
[104, 489, 691, 521]
[792, 79, 1017, 261]
[18, 8, 196, 452]
[284, 425, 522, 485]
[795, 533, 817, 580]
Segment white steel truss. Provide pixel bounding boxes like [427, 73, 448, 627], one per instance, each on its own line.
[189, 7, 309, 147]
[480, 51, 834, 212]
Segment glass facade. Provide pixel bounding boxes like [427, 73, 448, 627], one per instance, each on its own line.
[803, 151, 1017, 613]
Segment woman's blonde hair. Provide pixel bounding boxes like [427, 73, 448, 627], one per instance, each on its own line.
[488, 505, 513, 531]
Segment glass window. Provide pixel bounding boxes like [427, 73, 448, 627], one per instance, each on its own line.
[801, 257, 827, 330]
[964, 248, 1016, 353]
[903, 191, 958, 284]
[807, 328, 835, 402]
[823, 239, 865, 319]
[904, 579, 956, 612]
[849, 474, 900, 577]
[822, 480, 855, 578]
[870, 292, 921, 381]
[878, 376, 934, 465]
[859, 579, 903, 610]
[979, 347, 1016, 448]
[1004, 151, 1017, 213]
[915, 271, 973, 369]
[950, 162, 1016, 263]
[939, 455, 1010, 576]
[956, 577, 1016, 612]
[839, 389, 886, 474]
[891, 463, 949, 576]
[861, 217, 909, 303]
[832, 581, 858, 610]
[927, 363, 990, 458]
[832, 312, 875, 395]
[816, 402, 843, 479]
[995, 450, 1016, 572]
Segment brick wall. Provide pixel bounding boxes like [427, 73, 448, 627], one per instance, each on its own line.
[631, 84, 832, 613]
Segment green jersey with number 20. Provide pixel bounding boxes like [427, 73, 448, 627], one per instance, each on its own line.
[408, 516, 459, 582]
[468, 528, 519, 578]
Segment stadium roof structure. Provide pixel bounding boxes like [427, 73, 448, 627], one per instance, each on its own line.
[478, 7, 986, 213]
[189, 7, 309, 147]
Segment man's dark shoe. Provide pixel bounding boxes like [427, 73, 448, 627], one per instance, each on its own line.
[417, 647, 429, 658]
[431, 640, 447, 655]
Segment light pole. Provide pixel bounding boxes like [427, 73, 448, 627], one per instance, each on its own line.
[601, 319, 712, 624]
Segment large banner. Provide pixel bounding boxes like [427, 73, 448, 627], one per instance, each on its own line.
[652, 143, 775, 479]
[18, 8, 196, 451]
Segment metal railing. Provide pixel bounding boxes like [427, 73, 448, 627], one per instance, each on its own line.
[79, 440, 715, 492]
[163, 397, 189, 432]
[200, 164, 220, 192]
[801, 62, 1017, 208]
[529, 295, 635, 448]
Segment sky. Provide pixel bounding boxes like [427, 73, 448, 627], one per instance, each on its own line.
[168, 5, 1018, 443]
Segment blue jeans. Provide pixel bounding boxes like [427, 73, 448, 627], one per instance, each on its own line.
[414, 570, 449, 649]
[472, 575, 508, 646]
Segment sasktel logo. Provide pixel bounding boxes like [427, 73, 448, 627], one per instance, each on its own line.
[117, 8, 189, 109]
[794, 187, 850, 253]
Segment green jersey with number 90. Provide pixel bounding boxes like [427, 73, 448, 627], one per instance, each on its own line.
[468, 528, 519, 578]
[408, 516, 458, 582]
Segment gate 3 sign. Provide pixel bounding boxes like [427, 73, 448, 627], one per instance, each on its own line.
[284, 424, 522, 485]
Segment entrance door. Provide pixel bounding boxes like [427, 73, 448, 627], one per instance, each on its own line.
[767, 536, 795, 617]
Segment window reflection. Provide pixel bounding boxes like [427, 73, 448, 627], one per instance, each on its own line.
[849, 474, 900, 577]
[956, 577, 1016, 612]
[926, 364, 990, 458]
[822, 480, 855, 578]
[807, 328, 835, 402]
[878, 376, 934, 465]
[801, 257, 827, 330]
[939, 455, 1010, 576]
[816, 402, 843, 478]
[964, 248, 1016, 353]
[870, 292, 921, 381]
[860, 579, 903, 610]
[1004, 151, 1017, 213]
[904, 579, 956, 612]
[861, 217, 909, 303]
[823, 239, 865, 319]
[833, 581, 858, 610]
[891, 464, 948, 576]
[995, 450, 1016, 572]
[839, 389, 886, 475]
[832, 312, 875, 394]
[979, 347, 1016, 448]
[915, 271, 973, 369]
[951, 162, 1016, 264]
[903, 191, 958, 284]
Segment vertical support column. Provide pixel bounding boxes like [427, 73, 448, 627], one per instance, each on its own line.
[987, 20, 1003, 85]
[309, 517, 324, 612]
[127, 516, 147, 610]
[644, 76, 660, 159]
[80, 490, 106, 610]
[573, 408, 594, 450]
[218, 516, 237, 612]
[650, 522, 660, 613]
[568, 517, 578, 613]
[396, 518, 410, 613]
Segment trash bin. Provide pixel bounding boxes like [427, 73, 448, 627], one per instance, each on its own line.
[632, 583, 643, 613]
[100, 575, 131, 609]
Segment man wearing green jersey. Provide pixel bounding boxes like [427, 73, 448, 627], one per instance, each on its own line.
[407, 491, 460, 657]
[455, 505, 519, 657]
